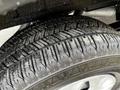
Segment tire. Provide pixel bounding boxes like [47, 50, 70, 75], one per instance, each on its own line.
[0, 15, 120, 90]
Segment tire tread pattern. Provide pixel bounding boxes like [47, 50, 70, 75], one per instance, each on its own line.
[0, 16, 120, 90]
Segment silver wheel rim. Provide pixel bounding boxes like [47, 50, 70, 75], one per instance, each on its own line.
[59, 74, 116, 90]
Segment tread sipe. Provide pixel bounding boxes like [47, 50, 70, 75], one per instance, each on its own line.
[0, 16, 120, 90]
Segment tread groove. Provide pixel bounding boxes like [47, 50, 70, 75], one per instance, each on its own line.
[0, 16, 120, 90]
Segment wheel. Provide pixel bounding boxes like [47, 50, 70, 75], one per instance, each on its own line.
[0, 15, 120, 90]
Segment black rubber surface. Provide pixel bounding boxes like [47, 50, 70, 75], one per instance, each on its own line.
[0, 16, 120, 90]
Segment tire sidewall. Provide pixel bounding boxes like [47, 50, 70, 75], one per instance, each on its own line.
[26, 55, 120, 90]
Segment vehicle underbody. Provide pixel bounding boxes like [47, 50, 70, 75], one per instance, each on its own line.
[0, 0, 119, 30]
